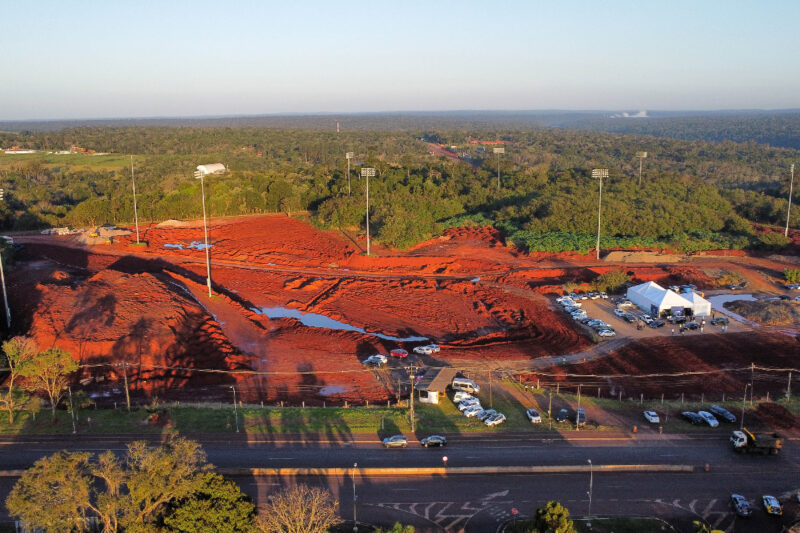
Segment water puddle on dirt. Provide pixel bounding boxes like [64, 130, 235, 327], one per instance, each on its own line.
[319, 385, 349, 396]
[254, 307, 428, 342]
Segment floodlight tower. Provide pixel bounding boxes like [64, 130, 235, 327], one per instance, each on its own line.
[636, 151, 648, 186]
[131, 156, 140, 244]
[493, 146, 505, 188]
[592, 168, 608, 261]
[194, 166, 215, 297]
[361, 167, 376, 255]
[346, 152, 354, 196]
[786, 163, 795, 238]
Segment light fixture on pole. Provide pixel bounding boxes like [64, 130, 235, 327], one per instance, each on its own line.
[636, 151, 648, 186]
[493, 147, 505, 189]
[131, 156, 140, 244]
[352, 462, 358, 532]
[346, 152, 354, 196]
[591, 169, 608, 261]
[786, 163, 795, 238]
[361, 167, 376, 255]
[194, 167, 213, 297]
[740, 383, 750, 431]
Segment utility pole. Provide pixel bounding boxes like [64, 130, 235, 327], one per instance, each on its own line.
[576, 384, 581, 431]
[68, 386, 76, 434]
[548, 389, 553, 430]
[592, 169, 608, 261]
[231, 386, 239, 433]
[787, 371, 792, 400]
[786, 163, 795, 237]
[750, 362, 755, 406]
[0, 253, 10, 328]
[352, 462, 358, 532]
[131, 155, 140, 244]
[409, 365, 416, 432]
[740, 383, 750, 431]
[587, 459, 593, 520]
[489, 370, 493, 408]
[122, 361, 131, 412]
[193, 168, 213, 297]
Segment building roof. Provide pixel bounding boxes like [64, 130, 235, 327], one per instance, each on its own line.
[628, 281, 692, 309]
[196, 163, 226, 175]
[416, 367, 458, 392]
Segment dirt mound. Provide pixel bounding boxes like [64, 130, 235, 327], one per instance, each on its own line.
[725, 300, 800, 326]
[156, 219, 193, 228]
[752, 403, 797, 430]
[604, 251, 682, 263]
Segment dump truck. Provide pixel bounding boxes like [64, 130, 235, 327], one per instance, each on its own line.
[730, 428, 782, 455]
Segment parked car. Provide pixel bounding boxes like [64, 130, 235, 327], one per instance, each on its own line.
[390, 348, 408, 358]
[681, 411, 704, 425]
[641, 315, 653, 324]
[685, 322, 700, 330]
[413, 345, 433, 355]
[649, 320, 666, 328]
[613, 308, 626, 317]
[762, 495, 782, 516]
[730, 494, 752, 517]
[420, 435, 447, 448]
[598, 329, 616, 337]
[784, 283, 800, 290]
[362, 354, 387, 366]
[458, 399, 481, 411]
[709, 405, 736, 423]
[697, 411, 719, 427]
[672, 315, 687, 324]
[382, 435, 408, 448]
[427, 344, 441, 353]
[477, 409, 497, 421]
[643, 410, 660, 424]
[623, 313, 637, 323]
[556, 408, 569, 422]
[526, 408, 542, 423]
[589, 292, 600, 299]
[710, 316, 729, 326]
[452, 391, 475, 403]
[575, 407, 586, 426]
[599, 292, 608, 299]
[463, 405, 483, 417]
[485, 413, 507, 426]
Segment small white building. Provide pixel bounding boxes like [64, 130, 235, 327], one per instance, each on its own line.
[196, 163, 226, 175]
[416, 367, 458, 405]
[683, 291, 712, 317]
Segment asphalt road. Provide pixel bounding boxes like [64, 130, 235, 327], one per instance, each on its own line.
[0, 434, 797, 532]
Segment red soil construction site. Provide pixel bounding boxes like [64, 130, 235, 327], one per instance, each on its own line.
[9, 215, 800, 406]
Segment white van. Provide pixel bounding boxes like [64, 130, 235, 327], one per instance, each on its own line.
[451, 378, 480, 394]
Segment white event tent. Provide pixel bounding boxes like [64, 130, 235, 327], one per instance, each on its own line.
[626, 281, 693, 317]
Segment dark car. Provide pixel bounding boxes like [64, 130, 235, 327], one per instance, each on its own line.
[709, 405, 736, 423]
[649, 320, 666, 328]
[685, 322, 700, 330]
[556, 408, 569, 423]
[673, 315, 687, 324]
[575, 407, 586, 426]
[710, 317, 729, 326]
[420, 435, 447, 448]
[681, 411, 704, 425]
[382, 435, 408, 448]
[730, 494, 752, 517]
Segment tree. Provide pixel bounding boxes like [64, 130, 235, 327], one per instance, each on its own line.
[5, 436, 212, 533]
[755, 232, 790, 251]
[376, 523, 415, 533]
[592, 269, 630, 293]
[18, 347, 78, 421]
[533, 501, 575, 533]
[255, 484, 340, 533]
[784, 268, 800, 284]
[0, 336, 37, 423]
[163, 472, 255, 532]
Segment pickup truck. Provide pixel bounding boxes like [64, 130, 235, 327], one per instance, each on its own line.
[730, 428, 782, 455]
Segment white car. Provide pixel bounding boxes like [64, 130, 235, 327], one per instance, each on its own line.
[362, 354, 388, 366]
[526, 408, 542, 423]
[613, 308, 626, 317]
[556, 296, 571, 303]
[697, 411, 719, 428]
[413, 345, 433, 355]
[600, 292, 608, 299]
[598, 329, 616, 337]
[463, 405, 483, 417]
[427, 344, 441, 353]
[458, 399, 481, 411]
[453, 391, 475, 403]
[643, 410, 660, 424]
[485, 413, 507, 426]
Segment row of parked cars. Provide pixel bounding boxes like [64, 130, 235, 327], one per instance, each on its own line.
[730, 492, 797, 517]
[382, 434, 447, 448]
[556, 296, 616, 337]
[362, 344, 442, 366]
[642, 405, 736, 426]
[453, 391, 507, 427]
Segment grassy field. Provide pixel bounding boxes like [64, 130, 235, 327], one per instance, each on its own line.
[0, 151, 132, 171]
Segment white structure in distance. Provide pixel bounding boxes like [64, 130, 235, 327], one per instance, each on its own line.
[195, 163, 226, 175]
[626, 281, 711, 317]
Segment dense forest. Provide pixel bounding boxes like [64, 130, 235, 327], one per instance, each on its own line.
[0, 123, 797, 253]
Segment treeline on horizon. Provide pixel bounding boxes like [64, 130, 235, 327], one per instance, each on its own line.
[0, 123, 797, 253]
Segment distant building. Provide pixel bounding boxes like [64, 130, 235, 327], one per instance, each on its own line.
[416, 367, 457, 405]
[626, 281, 711, 317]
[196, 163, 226, 175]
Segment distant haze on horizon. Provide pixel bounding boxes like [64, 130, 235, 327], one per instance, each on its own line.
[3, 0, 799, 121]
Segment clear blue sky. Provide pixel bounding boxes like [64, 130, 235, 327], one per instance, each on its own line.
[2, 0, 798, 120]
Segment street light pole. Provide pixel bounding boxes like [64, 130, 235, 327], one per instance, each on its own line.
[361, 167, 375, 255]
[193, 169, 213, 297]
[0, 253, 10, 328]
[636, 152, 648, 187]
[740, 383, 750, 431]
[352, 462, 358, 532]
[576, 384, 581, 431]
[131, 156, 140, 244]
[493, 147, 505, 189]
[786, 163, 795, 238]
[346, 152, 354, 196]
[409, 365, 416, 432]
[592, 169, 608, 261]
[231, 386, 239, 433]
[587, 459, 593, 519]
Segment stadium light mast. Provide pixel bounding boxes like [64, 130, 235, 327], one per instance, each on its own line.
[636, 151, 648, 186]
[361, 167, 376, 255]
[493, 146, 505, 188]
[194, 165, 218, 297]
[346, 152, 354, 196]
[786, 163, 795, 238]
[131, 156, 140, 244]
[592, 169, 608, 261]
